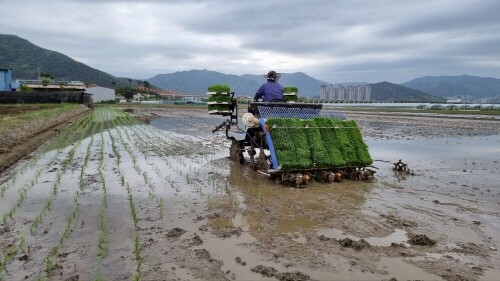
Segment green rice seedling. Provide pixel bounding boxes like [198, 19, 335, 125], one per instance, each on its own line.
[97, 232, 108, 259]
[207, 84, 230, 93]
[106, 127, 121, 167]
[44, 254, 55, 274]
[284, 95, 298, 102]
[125, 183, 139, 227]
[340, 120, 373, 166]
[313, 117, 346, 166]
[0, 235, 25, 276]
[0, 236, 29, 275]
[0, 182, 9, 198]
[93, 269, 103, 281]
[283, 86, 298, 93]
[208, 104, 231, 112]
[302, 119, 330, 167]
[283, 86, 299, 102]
[158, 197, 165, 219]
[134, 234, 142, 269]
[328, 118, 358, 165]
[267, 118, 312, 169]
[208, 95, 231, 102]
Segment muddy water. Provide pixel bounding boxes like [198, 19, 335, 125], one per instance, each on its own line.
[0, 107, 499, 281]
[142, 109, 500, 280]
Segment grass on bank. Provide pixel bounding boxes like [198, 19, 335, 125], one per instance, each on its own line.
[0, 103, 82, 124]
[0, 103, 85, 149]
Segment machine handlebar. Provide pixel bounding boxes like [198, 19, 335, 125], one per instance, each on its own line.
[212, 120, 229, 133]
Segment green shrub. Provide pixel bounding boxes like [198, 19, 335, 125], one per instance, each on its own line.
[208, 84, 231, 93]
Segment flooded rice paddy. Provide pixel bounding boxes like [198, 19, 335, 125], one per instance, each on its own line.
[0, 107, 499, 281]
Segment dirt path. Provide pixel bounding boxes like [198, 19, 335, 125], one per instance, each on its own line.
[0, 106, 498, 281]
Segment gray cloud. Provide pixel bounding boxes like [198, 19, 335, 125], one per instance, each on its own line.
[0, 0, 499, 83]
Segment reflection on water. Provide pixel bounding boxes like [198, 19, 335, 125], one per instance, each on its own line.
[367, 135, 500, 170]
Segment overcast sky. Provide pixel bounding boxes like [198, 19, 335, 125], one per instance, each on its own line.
[1, 0, 499, 83]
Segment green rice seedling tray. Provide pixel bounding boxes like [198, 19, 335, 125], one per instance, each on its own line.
[284, 95, 298, 102]
[208, 104, 231, 112]
[208, 94, 232, 102]
[265, 117, 372, 169]
[207, 84, 231, 95]
[283, 86, 298, 93]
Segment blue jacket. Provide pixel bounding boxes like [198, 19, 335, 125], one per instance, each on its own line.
[254, 81, 284, 102]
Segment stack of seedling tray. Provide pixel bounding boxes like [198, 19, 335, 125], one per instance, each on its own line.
[266, 117, 372, 169]
[283, 86, 299, 102]
[207, 84, 232, 114]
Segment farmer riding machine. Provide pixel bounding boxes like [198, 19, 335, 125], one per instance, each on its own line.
[207, 84, 375, 187]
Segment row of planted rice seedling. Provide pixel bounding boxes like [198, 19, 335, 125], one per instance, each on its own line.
[1, 106, 220, 280]
[114, 127, 166, 218]
[60, 107, 142, 280]
[91, 120, 110, 281]
[1, 111, 94, 226]
[266, 117, 372, 169]
[35, 111, 99, 280]
[101, 112, 142, 280]
[114, 110, 210, 215]
[29, 112, 94, 234]
[5, 110, 103, 278]
[37, 124, 95, 280]
[0, 111, 91, 202]
[0, 111, 95, 280]
[107, 110, 163, 280]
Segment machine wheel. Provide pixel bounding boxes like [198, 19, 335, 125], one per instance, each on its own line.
[230, 140, 245, 164]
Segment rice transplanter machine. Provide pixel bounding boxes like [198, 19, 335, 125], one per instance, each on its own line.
[207, 85, 375, 186]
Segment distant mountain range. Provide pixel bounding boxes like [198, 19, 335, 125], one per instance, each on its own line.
[148, 70, 261, 96]
[370, 82, 445, 103]
[147, 70, 444, 102]
[147, 70, 330, 97]
[403, 75, 500, 98]
[1, 34, 497, 102]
